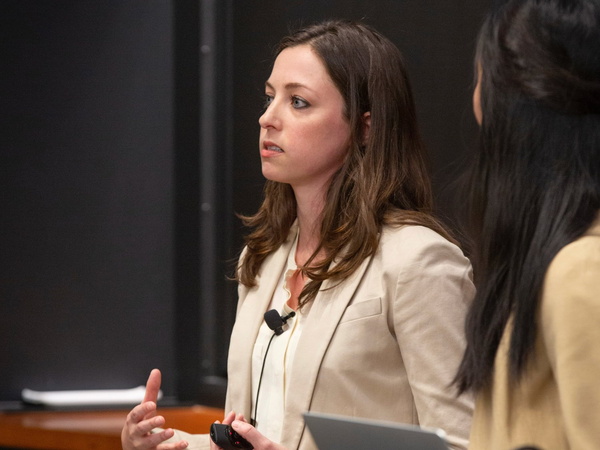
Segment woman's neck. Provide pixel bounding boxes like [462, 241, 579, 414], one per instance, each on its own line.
[293, 186, 326, 267]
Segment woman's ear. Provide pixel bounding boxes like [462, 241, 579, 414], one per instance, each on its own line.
[361, 112, 371, 145]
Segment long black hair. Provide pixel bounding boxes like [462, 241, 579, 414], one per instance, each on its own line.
[455, 0, 600, 393]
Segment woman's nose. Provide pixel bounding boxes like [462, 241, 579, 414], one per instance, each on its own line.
[259, 101, 280, 129]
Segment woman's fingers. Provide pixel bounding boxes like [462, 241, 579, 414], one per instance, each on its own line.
[157, 438, 189, 450]
[143, 368, 162, 404]
[129, 401, 158, 423]
[137, 413, 166, 435]
[221, 410, 237, 425]
[122, 370, 189, 449]
[231, 420, 286, 450]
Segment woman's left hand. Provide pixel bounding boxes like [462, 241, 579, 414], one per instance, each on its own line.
[230, 420, 288, 450]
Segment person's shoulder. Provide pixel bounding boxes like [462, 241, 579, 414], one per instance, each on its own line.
[379, 224, 466, 266]
[380, 223, 458, 249]
[542, 218, 600, 331]
[546, 223, 600, 286]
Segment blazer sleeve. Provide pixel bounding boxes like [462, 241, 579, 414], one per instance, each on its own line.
[388, 228, 475, 450]
[162, 429, 211, 450]
[541, 234, 600, 449]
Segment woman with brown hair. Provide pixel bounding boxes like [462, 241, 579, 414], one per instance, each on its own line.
[123, 19, 474, 450]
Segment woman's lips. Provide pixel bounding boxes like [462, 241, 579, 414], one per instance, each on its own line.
[261, 141, 284, 157]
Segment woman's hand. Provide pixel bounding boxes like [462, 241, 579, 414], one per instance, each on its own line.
[229, 420, 288, 450]
[121, 369, 188, 450]
[209, 411, 246, 450]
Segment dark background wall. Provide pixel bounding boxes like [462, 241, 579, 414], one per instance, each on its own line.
[0, 1, 178, 404]
[0, 0, 487, 409]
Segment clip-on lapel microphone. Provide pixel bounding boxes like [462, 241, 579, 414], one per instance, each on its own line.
[264, 308, 296, 335]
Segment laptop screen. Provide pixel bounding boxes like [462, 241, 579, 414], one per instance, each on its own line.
[303, 411, 449, 450]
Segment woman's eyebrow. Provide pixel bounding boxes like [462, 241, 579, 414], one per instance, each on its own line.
[265, 80, 314, 92]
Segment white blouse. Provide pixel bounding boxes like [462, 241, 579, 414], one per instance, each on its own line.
[250, 234, 309, 443]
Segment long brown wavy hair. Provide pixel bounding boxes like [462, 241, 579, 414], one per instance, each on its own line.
[237, 20, 455, 308]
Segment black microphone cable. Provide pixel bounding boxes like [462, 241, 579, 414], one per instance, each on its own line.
[250, 309, 296, 427]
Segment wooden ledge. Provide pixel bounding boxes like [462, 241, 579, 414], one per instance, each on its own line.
[0, 405, 224, 449]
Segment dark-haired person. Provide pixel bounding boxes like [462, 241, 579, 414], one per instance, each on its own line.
[454, 1, 600, 449]
[123, 20, 474, 450]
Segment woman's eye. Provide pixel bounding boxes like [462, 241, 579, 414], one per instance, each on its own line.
[263, 95, 274, 110]
[291, 96, 309, 109]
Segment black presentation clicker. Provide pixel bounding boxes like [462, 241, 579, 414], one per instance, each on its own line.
[210, 423, 253, 450]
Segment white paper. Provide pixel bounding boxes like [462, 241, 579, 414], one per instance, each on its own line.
[21, 386, 162, 406]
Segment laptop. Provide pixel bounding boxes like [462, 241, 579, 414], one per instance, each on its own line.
[303, 411, 450, 450]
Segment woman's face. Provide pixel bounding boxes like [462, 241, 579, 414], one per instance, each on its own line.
[258, 44, 351, 192]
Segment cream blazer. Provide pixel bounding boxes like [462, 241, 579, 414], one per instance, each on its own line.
[469, 217, 600, 450]
[170, 223, 475, 449]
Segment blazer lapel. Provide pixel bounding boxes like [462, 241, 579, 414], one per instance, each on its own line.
[280, 253, 374, 448]
[226, 225, 298, 418]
